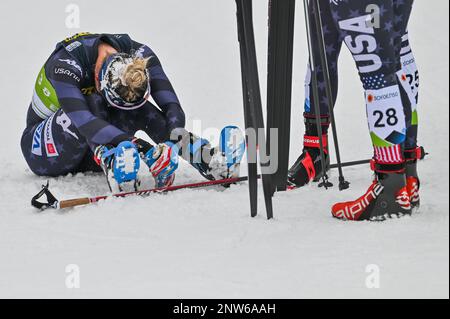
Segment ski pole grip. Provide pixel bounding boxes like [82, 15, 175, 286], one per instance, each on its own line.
[31, 181, 59, 210]
[59, 198, 91, 209]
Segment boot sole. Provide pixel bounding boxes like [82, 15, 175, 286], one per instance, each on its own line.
[332, 211, 412, 222]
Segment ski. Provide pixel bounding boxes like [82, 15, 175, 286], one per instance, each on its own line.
[266, 0, 296, 193]
[30, 158, 373, 211]
[235, 0, 274, 219]
[236, 0, 258, 218]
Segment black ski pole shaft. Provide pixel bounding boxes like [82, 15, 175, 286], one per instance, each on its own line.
[303, 0, 331, 189]
[32, 176, 263, 211]
[310, 0, 349, 191]
[330, 159, 371, 169]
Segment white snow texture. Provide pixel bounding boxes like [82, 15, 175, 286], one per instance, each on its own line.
[0, 0, 448, 298]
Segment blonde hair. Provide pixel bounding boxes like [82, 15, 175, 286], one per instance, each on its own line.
[119, 57, 150, 102]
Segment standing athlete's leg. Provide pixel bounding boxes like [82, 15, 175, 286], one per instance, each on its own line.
[288, 0, 343, 187]
[330, 0, 411, 220]
[395, 0, 420, 149]
[394, 0, 423, 211]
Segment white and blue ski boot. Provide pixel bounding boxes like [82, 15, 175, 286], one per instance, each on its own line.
[142, 142, 179, 188]
[95, 141, 141, 193]
[190, 126, 246, 181]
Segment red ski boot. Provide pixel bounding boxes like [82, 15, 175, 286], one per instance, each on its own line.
[288, 115, 330, 188]
[332, 161, 411, 221]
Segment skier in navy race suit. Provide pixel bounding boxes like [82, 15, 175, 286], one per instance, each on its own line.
[287, 0, 424, 221]
[21, 33, 244, 192]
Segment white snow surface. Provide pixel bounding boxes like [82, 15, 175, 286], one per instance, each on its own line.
[0, 0, 448, 299]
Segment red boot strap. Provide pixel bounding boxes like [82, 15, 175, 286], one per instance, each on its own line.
[405, 146, 426, 162]
[370, 159, 406, 174]
[304, 113, 330, 126]
[304, 135, 328, 153]
[302, 151, 317, 182]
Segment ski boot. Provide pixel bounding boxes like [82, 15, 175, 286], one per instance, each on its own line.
[332, 160, 411, 221]
[288, 135, 330, 188]
[176, 126, 246, 181]
[141, 141, 179, 188]
[288, 114, 330, 188]
[133, 138, 179, 189]
[405, 146, 425, 212]
[95, 141, 141, 193]
[95, 140, 179, 192]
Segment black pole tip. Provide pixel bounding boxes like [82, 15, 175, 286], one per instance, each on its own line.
[318, 175, 334, 189]
[338, 178, 351, 191]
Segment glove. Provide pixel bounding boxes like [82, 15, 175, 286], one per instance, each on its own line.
[132, 138, 154, 156]
[132, 138, 179, 188]
[94, 144, 114, 170]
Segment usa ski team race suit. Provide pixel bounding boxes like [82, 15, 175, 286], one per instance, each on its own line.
[304, 0, 420, 163]
[21, 33, 186, 177]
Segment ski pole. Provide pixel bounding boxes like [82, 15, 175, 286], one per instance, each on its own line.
[31, 157, 378, 211]
[310, 0, 350, 191]
[303, 0, 332, 189]
[330, 159, 371, 169]
[31, 177, 253, 211]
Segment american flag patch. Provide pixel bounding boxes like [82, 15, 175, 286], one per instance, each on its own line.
[374, 145, 403, 164]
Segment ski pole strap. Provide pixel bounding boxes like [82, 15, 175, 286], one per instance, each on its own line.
[370, 160, 406, 174]
[304, 135, 328, 152]
[31, 182, 59, 210]
[405, 146, 427, 162]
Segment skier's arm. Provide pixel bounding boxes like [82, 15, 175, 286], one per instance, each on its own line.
[48, 60, 131, 148]
[132, 42, 186, 131]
